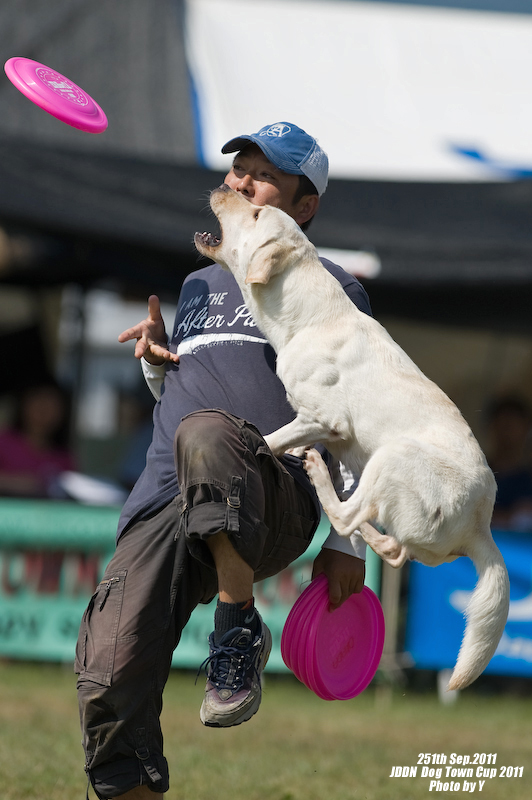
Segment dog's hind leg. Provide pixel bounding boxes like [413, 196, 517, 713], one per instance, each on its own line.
[358, 522, 409, 568]
[305, 448, 409, 568]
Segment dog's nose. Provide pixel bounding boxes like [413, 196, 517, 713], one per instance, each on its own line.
[210, 183, 232, 199]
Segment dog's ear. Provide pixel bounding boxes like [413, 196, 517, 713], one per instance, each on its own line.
[245, 242, 290, 285]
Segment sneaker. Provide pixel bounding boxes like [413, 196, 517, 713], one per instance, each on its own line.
[199, 617, 272, 728]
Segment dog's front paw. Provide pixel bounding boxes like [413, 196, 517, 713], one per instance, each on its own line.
[285, 446, 308, 458]
[303, 448, 327, 481]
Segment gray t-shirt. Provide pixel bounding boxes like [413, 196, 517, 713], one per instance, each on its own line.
[117, 258, 372, 538]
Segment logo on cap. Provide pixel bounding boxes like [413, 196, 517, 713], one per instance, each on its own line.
[260, 123, 291, 138]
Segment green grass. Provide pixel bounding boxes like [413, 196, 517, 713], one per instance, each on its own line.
[0, 662, 531, 799]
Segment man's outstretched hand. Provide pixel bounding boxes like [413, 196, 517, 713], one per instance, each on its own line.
[118, 295, 179, 365]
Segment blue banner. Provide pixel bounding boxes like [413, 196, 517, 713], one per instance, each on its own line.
[405, 532, 532, 677]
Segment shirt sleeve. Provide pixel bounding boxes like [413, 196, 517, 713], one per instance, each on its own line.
[320, 459, 367, 560]
[141, 358, 167, 401]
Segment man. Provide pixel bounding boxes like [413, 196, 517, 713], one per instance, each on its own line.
[76, 122, 372, 799]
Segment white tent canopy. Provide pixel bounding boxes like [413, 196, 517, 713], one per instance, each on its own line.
[186, 0, 532, 181]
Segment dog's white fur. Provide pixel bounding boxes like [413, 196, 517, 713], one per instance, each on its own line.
[195, 185, 510, 691]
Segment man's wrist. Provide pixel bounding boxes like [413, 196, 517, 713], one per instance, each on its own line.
[322, 530, 367, 560]
[143, 354, 166, 366]
[141, 356, 167, 371]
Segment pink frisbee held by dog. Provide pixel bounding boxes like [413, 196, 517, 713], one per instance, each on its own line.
[281, 573, 385, 700]
[4, 57, 107, 133]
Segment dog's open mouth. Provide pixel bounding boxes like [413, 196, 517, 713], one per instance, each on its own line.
[195, 229, 222, 249]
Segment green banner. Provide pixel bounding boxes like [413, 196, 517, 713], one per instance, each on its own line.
[0, 499, 380, 671]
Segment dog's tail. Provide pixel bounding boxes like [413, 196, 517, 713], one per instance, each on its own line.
[448, 534, 510, 691]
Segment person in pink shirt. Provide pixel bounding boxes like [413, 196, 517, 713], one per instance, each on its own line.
[0, 380, 76, 497]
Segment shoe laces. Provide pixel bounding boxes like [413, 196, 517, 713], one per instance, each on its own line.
[197, 636, 258, 694]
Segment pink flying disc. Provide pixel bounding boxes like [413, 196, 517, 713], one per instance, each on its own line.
[291, 595, 320, 689]
[283, 577, 343, 699]
[310, 579, 385, 699]
[281, 577, 339, 697]
[281, 573, 385, 700]
[4, 57, 107, 133]
[281, 580, 323, 672]
[297, 609, 337, 701]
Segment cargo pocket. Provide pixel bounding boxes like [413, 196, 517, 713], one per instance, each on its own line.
[75, 569, 127, 686]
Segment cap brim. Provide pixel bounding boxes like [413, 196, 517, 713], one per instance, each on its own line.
[221, 133, 303, 176]
[221, 135, 255, 154]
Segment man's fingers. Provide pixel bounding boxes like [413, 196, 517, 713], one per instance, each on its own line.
[331, 576, 363, 608]
[133, 338, 148, 359]
[118, 324, 177, 363]
[327, 579, 344, 610]
[118, 325, 141, 344]
[147, 294, 163, 322]
[119, 296, 163, 344]
[149, 343, 179, 363]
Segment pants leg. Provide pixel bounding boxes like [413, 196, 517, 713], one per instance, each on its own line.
[76, 497, 217, 797]
[76, 409, 318, 798]
[174, 409, 318, 579]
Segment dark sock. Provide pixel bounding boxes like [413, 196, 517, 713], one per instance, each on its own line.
[214, 598, 259, 643]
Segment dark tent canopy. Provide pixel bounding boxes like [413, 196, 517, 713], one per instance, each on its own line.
[1, 135, 532, 334]
[1, 0, 531, 335]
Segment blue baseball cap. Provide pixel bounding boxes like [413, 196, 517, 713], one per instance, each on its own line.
[221, 121, 329, 196]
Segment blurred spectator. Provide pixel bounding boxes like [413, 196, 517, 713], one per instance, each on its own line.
[0, 379, 77, 498]
[486, 395, 532, 531]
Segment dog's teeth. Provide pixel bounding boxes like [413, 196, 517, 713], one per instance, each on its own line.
[197, 230, 220, 247]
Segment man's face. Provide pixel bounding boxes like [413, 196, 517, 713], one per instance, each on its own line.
[224, 144, 306, 223]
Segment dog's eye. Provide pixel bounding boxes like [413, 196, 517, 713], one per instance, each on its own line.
[253, 210, 261, 220]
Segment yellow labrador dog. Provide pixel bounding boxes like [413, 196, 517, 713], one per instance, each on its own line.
[195, 185, 510, 691]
